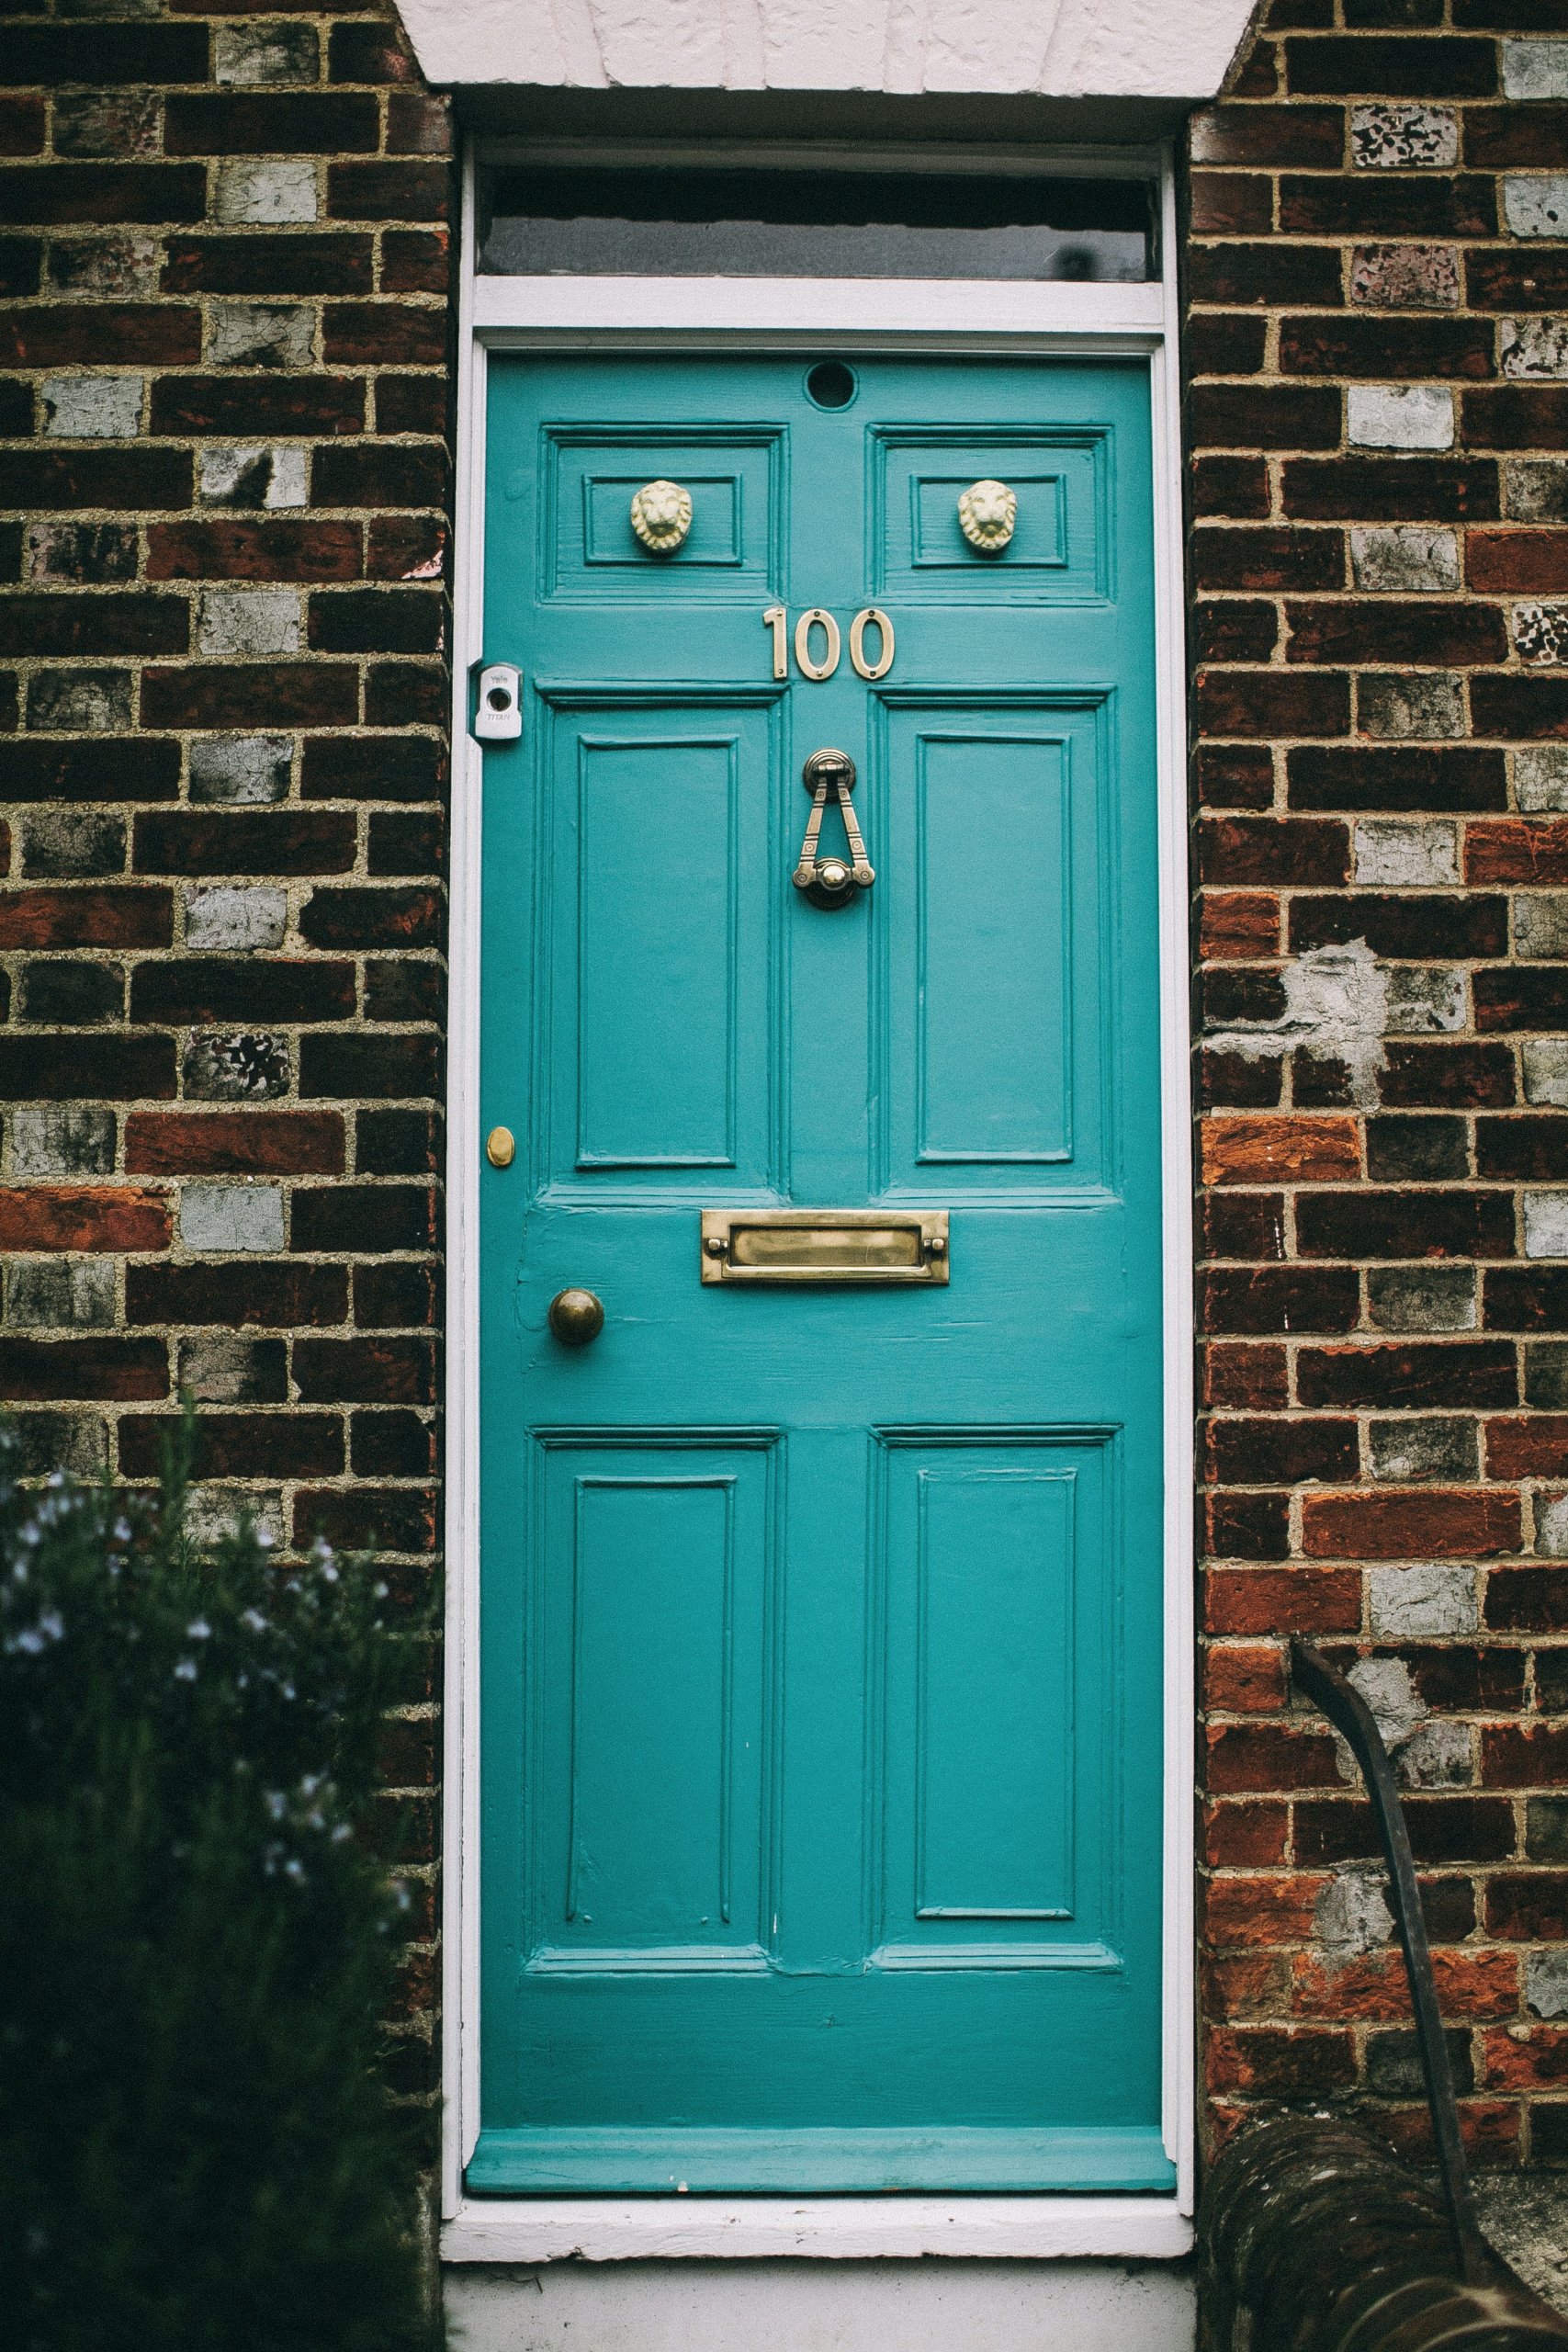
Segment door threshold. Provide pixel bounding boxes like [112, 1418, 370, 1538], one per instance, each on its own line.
[466, 2124, 1176, 2197]
[443, 2187, 1192, 2264]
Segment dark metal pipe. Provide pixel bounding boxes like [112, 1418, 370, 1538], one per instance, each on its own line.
[1289, 1636, 1486, 2285]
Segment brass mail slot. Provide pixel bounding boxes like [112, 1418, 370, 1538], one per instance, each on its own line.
[701, 1208, 950, 1286]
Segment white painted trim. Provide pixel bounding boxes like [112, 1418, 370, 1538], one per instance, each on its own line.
[442, 143, 1196, 2258]
[472, 276, 1166, 339]
[1151, 149, 1197, 2212]
[443, 140, 487, 2215]
[442, 2197, 1195, 2265]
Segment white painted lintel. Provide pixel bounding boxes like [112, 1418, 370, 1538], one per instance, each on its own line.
[396, 0, 1259, 106]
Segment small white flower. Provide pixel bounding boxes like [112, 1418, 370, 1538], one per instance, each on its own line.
[240, 1609, 267, 1634]
[265, 1792, 287, 1821]
[173, 1658, 197, 1682]
[284, 1858, 304, 1881]
[186, 1617, 212, 1641]
[256, 1528, 276, 1550]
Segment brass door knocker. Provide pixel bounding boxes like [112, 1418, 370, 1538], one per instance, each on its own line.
[793, 749, 874, 910]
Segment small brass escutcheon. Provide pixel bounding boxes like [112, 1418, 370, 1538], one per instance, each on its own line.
[701, 1208, 949, 1286]
[486, 1125, 515, 1168]
[548, 1287, 604, 1345]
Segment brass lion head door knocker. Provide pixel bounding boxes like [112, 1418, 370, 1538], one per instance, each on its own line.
[957, 478, 1017, 555]
[629, 478, 693, 554]
[793, 749, 874, 910]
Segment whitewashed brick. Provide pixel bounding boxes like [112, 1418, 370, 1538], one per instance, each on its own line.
[1349, 104, 1457, 168]
[214, 20, 319, 84]
[10, 1104, 116, 1176]
[1525, 1192, 1568, 1258]
[207, 303, 314, 370]
[1353, 820, 1458, 887]
[1384, 967, 1465, 1034]
[199, 445, 308, 510]
[214, 159, 318, 226]
[1529, 1951, 1568, 2018]
[1505, 175, 1568, 238]
[188, 737, 292, 806]
[1525, 1039, 1568, 1106]
[180, 1184, 286, 1254]
[1501, 318, 1568, 379]
[1368, 1564, 1477, 1638]
[1536, 1493, 1568, 1557]
[41, 375, 141, 438]
[1356, 673, 1466, 739]
[1514, 894, 1568, 957]
[1504, 40, 1568, 98]
[1517, 746, 1568, 810]
[185, 886, 288, 952]
[1349, 526, 1458, 592]
[195, 587, 300, 658]
[1347, 384, 1454, 450]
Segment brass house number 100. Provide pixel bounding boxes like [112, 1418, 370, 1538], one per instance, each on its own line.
[762, 606, 896, 683]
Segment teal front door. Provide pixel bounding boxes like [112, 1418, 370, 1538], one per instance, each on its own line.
[475, 352, 1169, 2196]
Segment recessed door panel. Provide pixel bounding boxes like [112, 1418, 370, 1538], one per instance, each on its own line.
[528, 1443, 775, 1972]
[876, 697, 1112, 1194]
[541, 699, 779, 1191]
[874, 430, 1109, 601]
[541, 428, 783, 600]
[875, 1436, 1119, 1969]
[479, 352, 1167, 2196]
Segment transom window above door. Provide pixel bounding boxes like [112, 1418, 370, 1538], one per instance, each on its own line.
[476, 161, 1158, 282]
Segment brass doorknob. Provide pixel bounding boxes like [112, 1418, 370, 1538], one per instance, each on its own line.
[547, 1287, 604, 1346]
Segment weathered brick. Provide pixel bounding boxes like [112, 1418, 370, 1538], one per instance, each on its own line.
[162, 234, 376, 298]
[1297, 1342, 1518, 1409]
[125, 1112, 344, 1177]
[121, 1413, 344, 1483]
[0, 1340, 168, 1405]
[130, 958, 355, 1026]
[147, 519, 363, 582]
[1202, 1269, 1362, 1333]
[0, 886, 171, 948]
[1201, 1115, 1361, 1186]
[291, 1184, 435, 1253]
[141, 663, 359, 730]
[1303, 1489, 1521, 1558]
[134, 809, 356, 876]
[126, 1261, 347, 1330]
[151, 377, 365, 439]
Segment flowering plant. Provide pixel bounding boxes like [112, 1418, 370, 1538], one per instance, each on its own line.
[0, 1420, 440, 2352]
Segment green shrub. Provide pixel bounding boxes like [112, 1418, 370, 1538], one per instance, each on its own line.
[0, 1423, 442, 2352]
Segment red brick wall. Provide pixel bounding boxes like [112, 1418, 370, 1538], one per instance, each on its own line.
[0, 1, 452, 2112]
[1190, 4, 1568, 2168]
[11, 0, 1568, 2201]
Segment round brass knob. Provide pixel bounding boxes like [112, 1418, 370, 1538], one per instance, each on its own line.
[817, 857, 852, 894]
[486, 1125, 515, 1168]
[547, 1287, 604, 1347]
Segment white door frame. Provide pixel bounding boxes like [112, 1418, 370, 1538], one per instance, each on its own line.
[443, 139, 1195, 2264]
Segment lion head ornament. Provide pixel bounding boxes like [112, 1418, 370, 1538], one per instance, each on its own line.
[629, 478, 694, 555]
[956, 478, 1018, 555]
